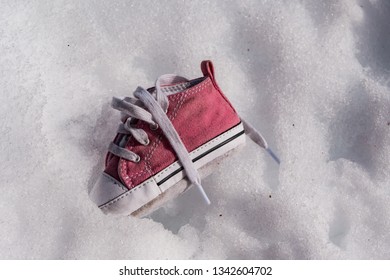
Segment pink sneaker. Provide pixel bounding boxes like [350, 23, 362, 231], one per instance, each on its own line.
[89, 61, 279, 217]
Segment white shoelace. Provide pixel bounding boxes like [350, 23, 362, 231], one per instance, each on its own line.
[109, 75, 280, 205]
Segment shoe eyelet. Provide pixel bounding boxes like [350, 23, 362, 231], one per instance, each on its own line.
[144, 138, 150, 146]
[134, 155, 141, 163]
[150, 123, 159, 130]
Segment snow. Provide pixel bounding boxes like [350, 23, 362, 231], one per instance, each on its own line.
[1, 0, 389, 259]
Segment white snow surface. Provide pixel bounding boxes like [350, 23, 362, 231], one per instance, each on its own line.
[1, 0, 390, 259]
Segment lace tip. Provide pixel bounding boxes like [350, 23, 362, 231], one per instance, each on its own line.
[266, 147, 280, 165]
[195, 183, 211, 205]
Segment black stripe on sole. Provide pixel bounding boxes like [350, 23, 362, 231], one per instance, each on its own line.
[157, 129, 245, 186]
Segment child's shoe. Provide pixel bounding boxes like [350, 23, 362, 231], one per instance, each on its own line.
[89, 61, 279, 217]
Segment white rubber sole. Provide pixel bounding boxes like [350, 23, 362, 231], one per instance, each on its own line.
[95, 122, 246, 217]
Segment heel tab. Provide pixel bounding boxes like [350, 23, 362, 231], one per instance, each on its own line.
[201, 60, 215, 78]
[201, 60, 221, 92]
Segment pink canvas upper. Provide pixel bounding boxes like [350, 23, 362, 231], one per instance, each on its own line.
[104, 61, 241, 190]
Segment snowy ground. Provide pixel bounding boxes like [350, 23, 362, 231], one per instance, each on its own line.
[1, 0, 389, 259]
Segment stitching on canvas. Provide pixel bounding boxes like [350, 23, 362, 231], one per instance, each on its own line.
[144, 92, 186, 172]
[119, 80, 211, 187]
[122, 94, 183, 186]
[145, 81, 211, 180]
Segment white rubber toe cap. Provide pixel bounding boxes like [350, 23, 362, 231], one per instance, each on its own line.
[89, 173, 128, 209]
